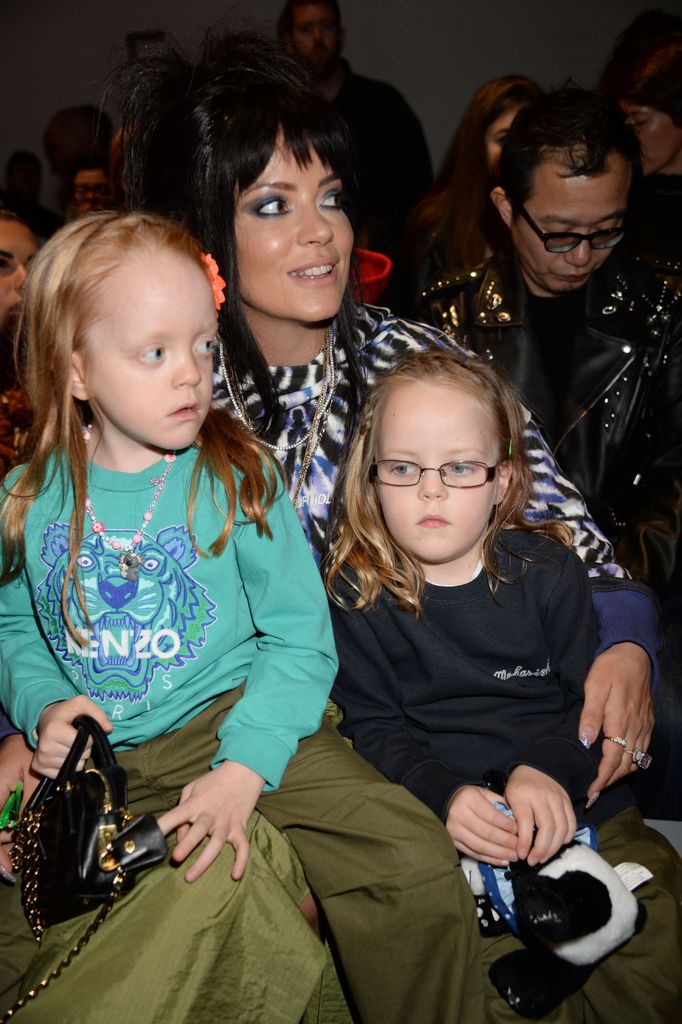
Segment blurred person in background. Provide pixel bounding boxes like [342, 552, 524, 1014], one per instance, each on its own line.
[0, 153, 61, 242]
[278, 0, 432, 262]
[0, 213, 36, 357]
[400, 76, 542, 313]
[66, 161, 116, 220]
[0, 211, 36, 476]
[42, 106, 112, 215]
[600, 9, 682, 262]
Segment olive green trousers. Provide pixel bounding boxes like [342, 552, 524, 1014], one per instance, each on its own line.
[6, 691, 482, 1023]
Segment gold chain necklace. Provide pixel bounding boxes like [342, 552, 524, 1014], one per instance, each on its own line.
[219, 327, 338, 509]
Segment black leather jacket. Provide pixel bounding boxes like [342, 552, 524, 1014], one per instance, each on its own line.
[421, 246, 682, 597]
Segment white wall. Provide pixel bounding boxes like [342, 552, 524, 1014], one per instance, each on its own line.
[1, 0, 674, 213]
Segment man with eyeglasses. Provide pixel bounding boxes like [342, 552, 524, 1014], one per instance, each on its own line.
[422, 87, 682, 818]
[422, 86, 682, 605]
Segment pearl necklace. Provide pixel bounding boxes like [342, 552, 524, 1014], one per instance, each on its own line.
[219, 326, 338, 509]
[83, 425, 176, 581]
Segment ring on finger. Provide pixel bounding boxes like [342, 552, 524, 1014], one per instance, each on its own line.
[605, 735, 652, 769]
[625, 747, 653, 770]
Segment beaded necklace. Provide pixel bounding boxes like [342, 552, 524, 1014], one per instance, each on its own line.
[83, 425, 176, 581]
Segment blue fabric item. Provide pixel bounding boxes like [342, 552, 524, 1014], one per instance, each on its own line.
[592, 588, 662, 690]
[478, 802, 598, 935]
[0, 711, 18, 743]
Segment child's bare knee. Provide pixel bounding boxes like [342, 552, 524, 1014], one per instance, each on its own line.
[299, 891, 322, 941]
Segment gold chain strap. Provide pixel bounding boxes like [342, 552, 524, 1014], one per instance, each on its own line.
[10, 807, 45, 940]
[1, 868, 127, 1022]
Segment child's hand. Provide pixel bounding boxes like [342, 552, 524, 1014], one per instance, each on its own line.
[505, 765, 576, 866]
[34, 695, 112, 778]
[158, 760, 265, 884]
[445, 785, 519, 866]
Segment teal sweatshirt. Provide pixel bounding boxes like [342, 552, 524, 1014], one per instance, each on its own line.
[0, 448, 337, 788]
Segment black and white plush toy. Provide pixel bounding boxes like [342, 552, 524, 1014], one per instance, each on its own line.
[491, 840, 646, 1017]
[463, 832, 648, 1018]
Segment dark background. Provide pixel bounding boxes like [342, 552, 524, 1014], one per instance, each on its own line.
[2, 0, 679, 213]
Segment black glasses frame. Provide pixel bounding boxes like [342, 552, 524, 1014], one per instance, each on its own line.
[517, 205, 625, 253]
[370, 461, 498, 489]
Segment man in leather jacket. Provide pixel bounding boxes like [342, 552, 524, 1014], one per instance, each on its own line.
[422, 88, 682, 603]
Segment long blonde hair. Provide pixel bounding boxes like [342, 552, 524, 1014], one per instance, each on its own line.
[325, 348, 572, 614]
[0, 211, 281, 632]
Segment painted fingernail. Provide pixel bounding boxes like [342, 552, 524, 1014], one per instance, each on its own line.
[585, 791, 600, 810]
[0, 866, 15, 885]
[580, 729, 595, 749]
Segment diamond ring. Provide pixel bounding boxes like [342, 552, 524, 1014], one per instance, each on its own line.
[628, 748, 652, 770]
[605, 736, 652, 768]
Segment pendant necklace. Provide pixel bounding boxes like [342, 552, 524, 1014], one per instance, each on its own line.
[82, 425, 176, 581]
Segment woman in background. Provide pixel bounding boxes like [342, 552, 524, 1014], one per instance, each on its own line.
[600, 14, 682, 261]
[0, 211, 36, 477]
[401, 75, 541, 311]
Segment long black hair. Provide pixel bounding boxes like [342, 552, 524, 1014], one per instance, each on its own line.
[118, 31, 363, 436]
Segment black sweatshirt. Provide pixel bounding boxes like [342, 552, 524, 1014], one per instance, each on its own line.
[331, 531, 634, 827]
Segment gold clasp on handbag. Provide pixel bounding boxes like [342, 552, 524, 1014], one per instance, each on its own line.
[97, 824, 120, 871]
[86, 770, 120, 870]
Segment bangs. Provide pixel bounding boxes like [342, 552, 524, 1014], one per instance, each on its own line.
[227, 84, 357, 198]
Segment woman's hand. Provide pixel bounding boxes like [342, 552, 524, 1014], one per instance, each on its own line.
[158, 760, 266, 883]
[578, 642, 653, 803]
[505, 765, 575, 866]
[34, 695, 112, 778]
[445, 785, 519, 866]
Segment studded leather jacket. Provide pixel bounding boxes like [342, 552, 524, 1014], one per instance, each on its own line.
[421, 246, 682, 597]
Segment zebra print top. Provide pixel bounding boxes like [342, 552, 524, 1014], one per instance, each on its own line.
[213, 304, 624, 578]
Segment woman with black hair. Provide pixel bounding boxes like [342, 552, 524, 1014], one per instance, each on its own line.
[121, 32, 368, 559]
[119, 35, 645, 583]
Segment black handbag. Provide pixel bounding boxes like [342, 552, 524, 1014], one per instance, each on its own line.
[11, 713, 168, 936]
[4, 715, 167, 1019]
[3, 720, 166, 1015]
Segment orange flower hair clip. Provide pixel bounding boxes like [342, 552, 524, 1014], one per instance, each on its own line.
[201, 252, 226, 310]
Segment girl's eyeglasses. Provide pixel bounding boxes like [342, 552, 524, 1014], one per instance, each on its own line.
[371, 461, 498, 488]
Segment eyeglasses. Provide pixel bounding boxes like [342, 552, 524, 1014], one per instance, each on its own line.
[517, 205, 625, 253]
[371, 460, 498, 488]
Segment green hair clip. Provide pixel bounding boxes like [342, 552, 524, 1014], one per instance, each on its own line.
[0, 782, 22, 831]
[508, 439, 513, 458]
